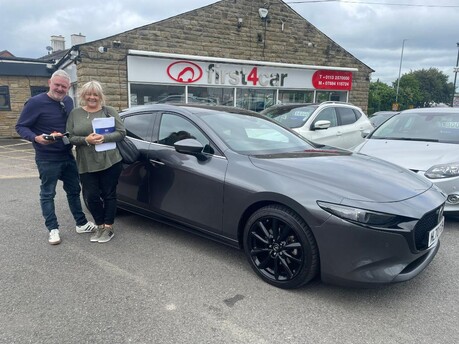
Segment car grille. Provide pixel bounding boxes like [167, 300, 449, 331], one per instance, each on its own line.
[414, 205, 444, 251]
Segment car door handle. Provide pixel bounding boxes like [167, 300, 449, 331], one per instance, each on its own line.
[149, 158, 165, 166]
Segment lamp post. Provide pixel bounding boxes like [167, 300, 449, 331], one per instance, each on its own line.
[452, 42, 459, 107]
[395, 39, 407, 108]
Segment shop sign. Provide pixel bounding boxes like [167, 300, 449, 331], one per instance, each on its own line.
[167, 61, 203, 83]
[312, 70, 352, 90]
[128, 55, 354, 90]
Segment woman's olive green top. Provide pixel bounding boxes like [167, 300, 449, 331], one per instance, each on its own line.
[66, 106, 126, 174]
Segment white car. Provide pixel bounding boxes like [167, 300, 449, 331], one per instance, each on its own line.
[261, 101, 373, 149]
[354, 107, 459, 215]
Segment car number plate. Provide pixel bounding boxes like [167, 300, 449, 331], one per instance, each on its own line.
[428, 217, 444, 248]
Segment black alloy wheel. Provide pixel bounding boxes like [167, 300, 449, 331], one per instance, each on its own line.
[243, 205, 319, 289]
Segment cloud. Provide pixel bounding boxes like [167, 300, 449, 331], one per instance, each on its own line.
[1, 0, 458, 86]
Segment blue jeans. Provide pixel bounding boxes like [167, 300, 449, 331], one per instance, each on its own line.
[36, 159, 88, 231]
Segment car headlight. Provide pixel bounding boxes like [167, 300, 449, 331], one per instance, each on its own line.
[425, 162, 459, 179]
[317, 201, 413, 229]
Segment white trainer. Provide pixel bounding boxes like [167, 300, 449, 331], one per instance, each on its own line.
[76, 221, 96, 234]
[49, 229, 61, 245]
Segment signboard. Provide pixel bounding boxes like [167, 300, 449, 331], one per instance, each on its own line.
[312, 70, 352, 90]
[128, 55, 354, 91]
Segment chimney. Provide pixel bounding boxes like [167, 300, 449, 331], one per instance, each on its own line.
[50, 35, 65, 52]
[71, 33, 86, 46]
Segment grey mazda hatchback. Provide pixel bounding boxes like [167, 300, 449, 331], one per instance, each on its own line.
[116, 104, 446, 289]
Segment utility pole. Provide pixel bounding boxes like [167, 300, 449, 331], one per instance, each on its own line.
[452, 42, 459, 107]
[395, 39, 407, 109]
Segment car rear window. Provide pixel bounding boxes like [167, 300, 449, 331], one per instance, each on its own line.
[338, 108, 358, 125]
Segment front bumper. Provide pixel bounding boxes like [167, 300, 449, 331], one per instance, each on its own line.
[312, 215, 441, 288]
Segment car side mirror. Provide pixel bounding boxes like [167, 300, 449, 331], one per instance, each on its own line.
[312, 120, 331, 130]
[361, 129, 372, 138]
[174, 138, 208, 161]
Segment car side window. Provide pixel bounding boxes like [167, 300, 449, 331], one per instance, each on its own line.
[123, 112, 156, 141]
[338, 108, 358, 125]
[353, 109, 362, 120]
[314, 107, 338, 127]
[158, 113, 215, 154]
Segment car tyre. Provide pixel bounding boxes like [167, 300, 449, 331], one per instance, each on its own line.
[243, 205, 319, 289]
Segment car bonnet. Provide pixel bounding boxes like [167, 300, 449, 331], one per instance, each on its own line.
[355, 140, 459, 171]
[249, 151, 433, 203]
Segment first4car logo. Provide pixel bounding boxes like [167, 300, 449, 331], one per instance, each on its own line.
[166, 60, 288, 87]
[167, 61, 203, 83]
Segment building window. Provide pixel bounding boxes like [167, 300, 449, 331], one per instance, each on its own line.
[31, 86, 49, 97]
[130, 84, 185, 106]
[316, 91, 347, 103]
[279, 90, 314, 104]
[236, 88, 276, 112]
[0, 86, 11, 111]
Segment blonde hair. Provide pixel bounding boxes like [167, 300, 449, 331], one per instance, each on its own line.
[78, 80, 106, 106]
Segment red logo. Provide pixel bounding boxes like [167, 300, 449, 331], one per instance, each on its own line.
[167, 61, 203, 83]
[312, 70, 352, 90]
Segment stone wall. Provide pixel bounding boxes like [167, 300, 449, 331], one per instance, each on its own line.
[0, 76, 48, 138]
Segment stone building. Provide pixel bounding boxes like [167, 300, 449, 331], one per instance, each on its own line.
[1, 0, 373, 138]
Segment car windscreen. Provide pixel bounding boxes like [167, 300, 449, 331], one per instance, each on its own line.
[199, 112, 315, 155]
[267, 106, 317, 128]
[370, 111, 459, 143]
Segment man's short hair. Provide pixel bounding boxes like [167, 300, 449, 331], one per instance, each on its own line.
[51, 70, 71, 82]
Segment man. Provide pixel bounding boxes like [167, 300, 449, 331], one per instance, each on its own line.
[16, 70, 96, 245]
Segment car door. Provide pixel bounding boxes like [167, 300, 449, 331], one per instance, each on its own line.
[302, 106, 343, 147]
[336, 107, 368, 149]
[117, 111, 158, 209]
[146, 111, 228, 234]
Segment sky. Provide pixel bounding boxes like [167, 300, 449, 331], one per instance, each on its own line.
[1, 0, 458, 87]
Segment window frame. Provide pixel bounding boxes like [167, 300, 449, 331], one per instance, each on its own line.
[0, 86, 11, 111]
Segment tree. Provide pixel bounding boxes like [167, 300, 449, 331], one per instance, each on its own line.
[411, 68, 454, 105]
[367, 80, 396, 114]
[394, 73, 422, 110]
[369, 68, 455, 112]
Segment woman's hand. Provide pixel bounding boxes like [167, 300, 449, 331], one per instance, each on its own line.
[86, 133, 105, 145]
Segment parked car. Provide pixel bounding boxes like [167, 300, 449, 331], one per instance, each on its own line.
[369, 111, 400, 128]
[354, 107, 458, 215]
[117, 104, 445, 289]
[260, 101, 373, 149]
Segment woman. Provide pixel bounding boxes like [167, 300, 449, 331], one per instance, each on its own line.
[66, 80, 126, 243]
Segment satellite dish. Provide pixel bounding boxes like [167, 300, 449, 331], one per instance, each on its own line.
[46, 46, 53, 51]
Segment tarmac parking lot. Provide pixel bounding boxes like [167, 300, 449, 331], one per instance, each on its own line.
[0, 138, 38, 179]
[1, 138, 459, 344]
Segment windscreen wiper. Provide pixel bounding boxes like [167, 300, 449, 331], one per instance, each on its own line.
[373, 136, 439, 142]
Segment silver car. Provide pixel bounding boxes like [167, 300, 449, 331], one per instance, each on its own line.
[355, 107, 459, 215]
[117, 104, 445, 289]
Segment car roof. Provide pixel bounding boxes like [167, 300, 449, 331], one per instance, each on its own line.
[120, 103, 263, 118]
[399, 107, 457, 114]
[262, 101, 361, 111]
[371, 111, 399, 116]
[266, 102, 316, 108]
